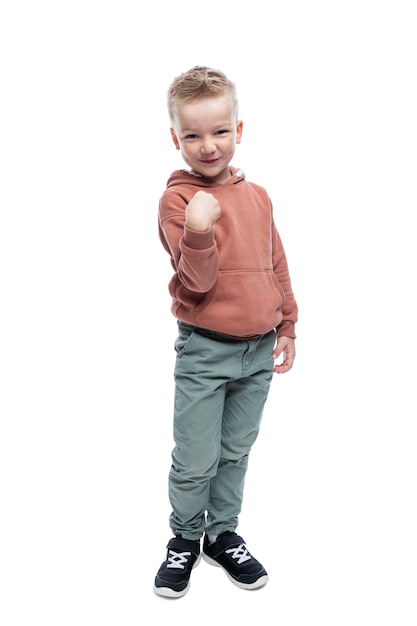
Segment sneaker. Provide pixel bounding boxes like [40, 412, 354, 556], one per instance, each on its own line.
[154, 536, 201, 598]
[202, 531, 269, 590]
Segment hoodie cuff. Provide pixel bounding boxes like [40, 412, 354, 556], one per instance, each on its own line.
[276, 321, 297, 339]
[183, 225, 215, 250]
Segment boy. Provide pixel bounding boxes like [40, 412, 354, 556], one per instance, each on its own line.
[154, 66, 298, 598]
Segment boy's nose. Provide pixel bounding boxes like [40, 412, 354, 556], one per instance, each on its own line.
[201, 139, 216, 153]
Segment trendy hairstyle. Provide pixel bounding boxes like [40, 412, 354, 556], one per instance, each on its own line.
[167, 66, 239, 124]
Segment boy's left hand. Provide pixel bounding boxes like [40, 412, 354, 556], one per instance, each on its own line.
[272, 335, 295, 374]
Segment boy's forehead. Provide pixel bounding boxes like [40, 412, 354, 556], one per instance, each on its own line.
[172, 94, 236, 127]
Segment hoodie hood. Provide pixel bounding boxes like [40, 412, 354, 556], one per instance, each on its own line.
[166, 166, 245, 190]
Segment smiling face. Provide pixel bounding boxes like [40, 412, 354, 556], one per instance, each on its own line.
[170, 94, 243, 184]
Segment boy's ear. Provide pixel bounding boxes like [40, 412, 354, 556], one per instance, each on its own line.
[235, 120, 243, 144]
[170, 128, 181, 150]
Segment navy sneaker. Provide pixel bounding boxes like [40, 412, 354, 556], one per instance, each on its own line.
[202, 531, 269, 589]
[154, 536, 201, 598]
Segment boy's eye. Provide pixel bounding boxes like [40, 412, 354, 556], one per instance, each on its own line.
[183, 130, 229, 140]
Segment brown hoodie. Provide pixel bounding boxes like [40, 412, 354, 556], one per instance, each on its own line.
[158, 166, 298, 339]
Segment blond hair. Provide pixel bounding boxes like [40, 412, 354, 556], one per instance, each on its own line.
[167, 66, 238, 123]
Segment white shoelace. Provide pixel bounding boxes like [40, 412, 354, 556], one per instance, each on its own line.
[166, 549, 192, 569]
[225, 544, 252, 565]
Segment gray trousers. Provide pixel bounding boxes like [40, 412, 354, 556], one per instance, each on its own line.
[169, 321, 275, 541]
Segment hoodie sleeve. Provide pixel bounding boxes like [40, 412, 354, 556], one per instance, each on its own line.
[271, 220, 298, 339]
[159, 191, 219, 293]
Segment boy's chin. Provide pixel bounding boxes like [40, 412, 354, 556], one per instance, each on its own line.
[193, 167, 230, 184]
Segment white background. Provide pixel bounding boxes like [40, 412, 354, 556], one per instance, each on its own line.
[1, 1, 416, 624]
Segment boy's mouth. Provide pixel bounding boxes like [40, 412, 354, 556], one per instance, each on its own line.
[200, 158, 220, 164]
